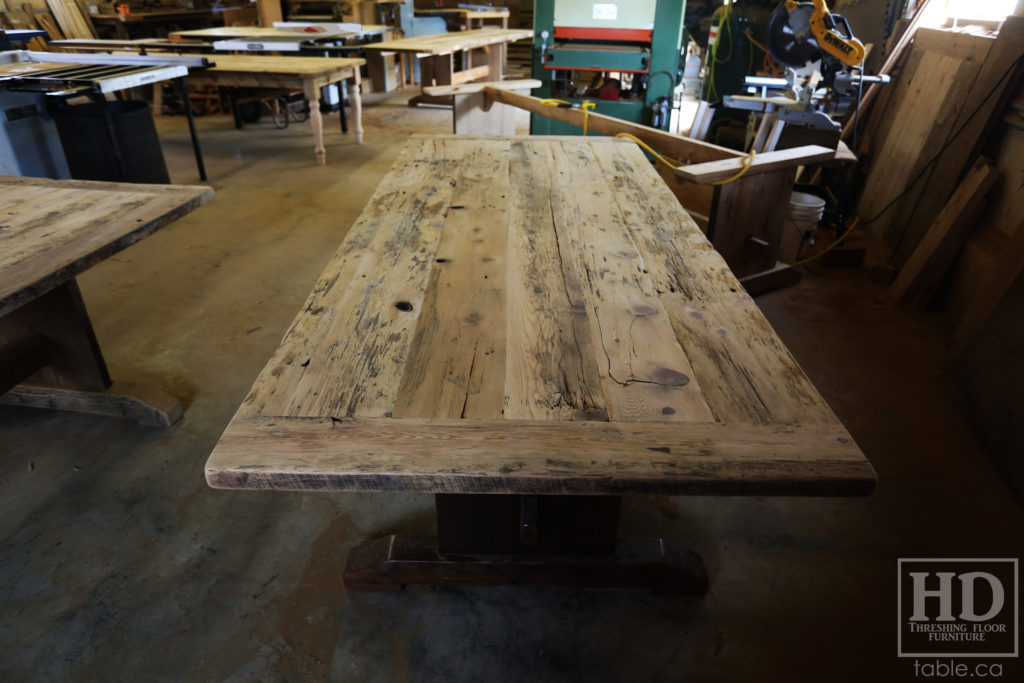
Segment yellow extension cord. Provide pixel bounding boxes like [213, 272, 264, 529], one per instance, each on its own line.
[540, 98, 597, 135]
[788, 217, 860, 267]
[537, 101, 756, 186]
[609, 133, 860, 265]
[612, 133, 756, 185]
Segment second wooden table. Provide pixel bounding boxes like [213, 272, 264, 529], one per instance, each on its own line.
[363, 28, 531, 105]
[187, 55, 365, 165]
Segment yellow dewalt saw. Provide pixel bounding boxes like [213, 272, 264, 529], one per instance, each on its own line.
[767, 0, 866, 72]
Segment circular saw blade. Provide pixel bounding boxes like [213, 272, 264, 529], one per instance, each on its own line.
[766, 2, 822, 68]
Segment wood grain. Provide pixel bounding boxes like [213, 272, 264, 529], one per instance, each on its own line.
[362, 28, 532, 56]
[487, 88, 741, 164]
[675, 145, 835, 184]
[199, 54, 365, 78]
[0, 177, 213, 317]
[209, 136, 872, 495]
[207, 416, 875, 496]
[890, 158, 999, 307]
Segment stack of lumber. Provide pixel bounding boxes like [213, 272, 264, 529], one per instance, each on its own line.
[855, 18, 1024, 269]
[46, 0, 97, 40]
[22, 4, 66, 43]
[942, 79, 1024, 356]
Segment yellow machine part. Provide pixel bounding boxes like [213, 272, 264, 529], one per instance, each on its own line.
[786, 0, 866, 67]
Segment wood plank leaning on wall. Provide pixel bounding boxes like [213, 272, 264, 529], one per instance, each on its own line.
[855, 19, 1024, 269]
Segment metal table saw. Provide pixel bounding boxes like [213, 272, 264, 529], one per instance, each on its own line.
[0, 50, 210, 181]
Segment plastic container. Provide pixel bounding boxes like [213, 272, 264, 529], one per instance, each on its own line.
[779, 192, 826, 262]
[53, 100, 170, 184]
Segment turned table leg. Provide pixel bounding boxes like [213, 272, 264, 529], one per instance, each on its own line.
[303, 79, 327, 165]
[349, 71, 363, 144]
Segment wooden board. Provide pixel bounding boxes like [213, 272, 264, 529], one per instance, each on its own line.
[857, 22, 1023, 266]
[674, 145, 835, 184]
[169, 25, 359, 42]
[890, 158, 999, 307]
[487, 88, 741, 164]
[414, 8, 510, 19]
[206, 136, 875, 496]
[0, 177, 213, 318]
[46, 0, 95, 39]
[200, 54, 364, 77]
[362, 28, 532, 55]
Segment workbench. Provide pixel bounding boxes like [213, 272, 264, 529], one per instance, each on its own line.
[413, 7, 510, 31]
[0, 176, 212, 426]
[91, 10, 216, 40]
[168, 24, 394, 50]
[363, 28, 531, 104]
[184, 55, 365, 165]
[205, 136, 876, 592]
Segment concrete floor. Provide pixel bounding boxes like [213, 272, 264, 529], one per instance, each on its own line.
[1, 96, 1022, 682]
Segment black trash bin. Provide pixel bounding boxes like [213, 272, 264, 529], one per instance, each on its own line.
[53, 100, 171, 184]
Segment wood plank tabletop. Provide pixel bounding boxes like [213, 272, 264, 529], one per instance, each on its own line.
[362, 28, 533, 55]
[170, 26, 359, 42]
[415, 8, 510, 18]
[0, 177, 213, 318]
[201, 55, 365, 77]
[206, 136, 875, 497]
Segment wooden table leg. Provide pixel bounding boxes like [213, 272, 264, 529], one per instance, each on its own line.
[349, 71, 363, 144]
[303, 79, 327, 165]
[500, 16, 508, 67]
[411, 54, 456, 108]
[344, 494, 709, 594]
[0, 279, 182, 427]
[486, 44, 502, 82]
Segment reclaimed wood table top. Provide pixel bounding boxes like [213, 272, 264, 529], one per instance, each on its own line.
[206, 136, 875, 496]
[0, 177, 213, 318]
[198, 54, 365, 77]
[362, 28, 532, 55]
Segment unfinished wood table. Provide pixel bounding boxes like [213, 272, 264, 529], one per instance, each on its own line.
[363, 28, 532, 105]
[414, 8, 510, 31]
[185, 55, 365, 165]
[91, 10, 215, 39]
[206, 136, 875, 592]
[0, 176, 213, 427]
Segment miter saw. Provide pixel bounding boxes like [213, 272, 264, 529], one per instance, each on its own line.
[722, 0, 888, 150]
[766, 0, 865, 87]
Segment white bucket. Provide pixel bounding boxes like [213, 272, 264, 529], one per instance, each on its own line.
[780, 192, 826, 262]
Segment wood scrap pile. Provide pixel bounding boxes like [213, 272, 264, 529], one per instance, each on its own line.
[45, 0, 97, 40]
[852, 15, 1024, 357]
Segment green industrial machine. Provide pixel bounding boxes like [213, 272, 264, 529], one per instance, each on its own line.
[530, 0, 687, 135]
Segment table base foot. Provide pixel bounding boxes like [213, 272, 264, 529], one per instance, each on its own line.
[343, 535, 708, 594]
[0, 380, 183, 427]
[738, 261, 802, 297]
[408, 94, 454, 108]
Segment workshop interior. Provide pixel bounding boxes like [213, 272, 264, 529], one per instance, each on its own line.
[1, 0, 1022, 680]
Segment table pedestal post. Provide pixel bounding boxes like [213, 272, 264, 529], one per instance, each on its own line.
[343, 494, 708, 594]
[0, 279, 182, 427]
